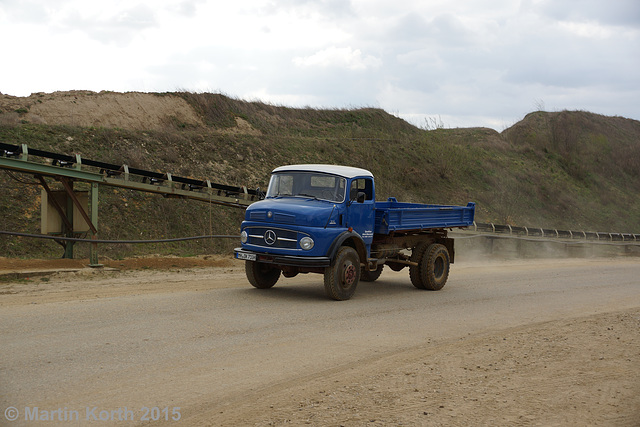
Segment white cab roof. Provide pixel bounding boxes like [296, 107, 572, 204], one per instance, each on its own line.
[272, 164, 373, 179]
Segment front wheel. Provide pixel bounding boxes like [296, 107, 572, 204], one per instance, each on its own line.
[245, 261, 281, 289]
[324, 246, 361, 300]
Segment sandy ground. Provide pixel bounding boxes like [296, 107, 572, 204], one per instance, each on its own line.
[217, 309, 640, 427]
[1, 257, 639, 426]
[0, 255, 241, 306]
[275, 311, 638, 426]
[0, 254, 235, 274]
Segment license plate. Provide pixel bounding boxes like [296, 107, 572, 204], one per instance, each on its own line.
[236, 252, 257, 261]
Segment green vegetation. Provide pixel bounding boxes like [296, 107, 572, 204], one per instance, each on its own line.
[1, 93, 639, 259]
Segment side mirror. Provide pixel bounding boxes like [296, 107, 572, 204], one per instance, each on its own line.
[349, 187, 358, 201]
[357, 191, 366, 203]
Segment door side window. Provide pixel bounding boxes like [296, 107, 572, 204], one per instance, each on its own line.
[350, 178, 373, 201]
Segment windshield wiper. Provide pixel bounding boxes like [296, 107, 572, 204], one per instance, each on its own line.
[297, 193, 319, 200]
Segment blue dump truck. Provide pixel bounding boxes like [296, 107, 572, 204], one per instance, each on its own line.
[235, 165, 475, 300]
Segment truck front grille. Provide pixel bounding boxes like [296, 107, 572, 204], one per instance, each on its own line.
[245, 227, 299, 249]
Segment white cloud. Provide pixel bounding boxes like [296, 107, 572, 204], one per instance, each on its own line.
[293, 47, 382, 70]
[558, 21, 614, 39]
[534, 0, 640, 27]
[0, 0, 638, 129]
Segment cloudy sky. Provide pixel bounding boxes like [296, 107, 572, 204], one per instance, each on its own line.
[1, 0, 638, 129]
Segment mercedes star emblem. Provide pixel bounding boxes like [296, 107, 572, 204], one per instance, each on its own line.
[264, 229, 277, 245]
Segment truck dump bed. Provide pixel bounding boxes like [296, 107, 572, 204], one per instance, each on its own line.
[374, 198, 475, 234]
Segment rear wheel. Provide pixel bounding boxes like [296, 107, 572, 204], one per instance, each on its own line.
[361, 264, 384, 282]
[409, 243, 428, 289]
[245, 261, 281, 289]
[324, 246, 361, 300]
[410, 243, 450, 290]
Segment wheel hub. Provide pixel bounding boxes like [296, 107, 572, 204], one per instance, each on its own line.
[343, 264, 356, 285]
[434, 255, 445, 279]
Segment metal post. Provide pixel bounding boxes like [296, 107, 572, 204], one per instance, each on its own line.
[63, 181, 74, 259]
[89, 182, 102, 267]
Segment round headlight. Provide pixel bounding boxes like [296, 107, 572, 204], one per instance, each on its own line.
[300, 236, 314, 250]
[240, 230, 248, 243]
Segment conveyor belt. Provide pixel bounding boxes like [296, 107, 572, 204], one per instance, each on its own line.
[0, 142, 261, 208]
[0, 142, 259, 196]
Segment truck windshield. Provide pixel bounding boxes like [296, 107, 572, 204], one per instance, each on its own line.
[266, 172, 346, 203]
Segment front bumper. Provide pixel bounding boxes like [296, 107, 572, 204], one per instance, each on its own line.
[234, 248, 331, 268]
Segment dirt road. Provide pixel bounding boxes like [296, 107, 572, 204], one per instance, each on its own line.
[1, 257, 639, 426]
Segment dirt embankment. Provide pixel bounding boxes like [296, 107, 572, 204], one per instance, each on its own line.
[0, 91, 204, 130]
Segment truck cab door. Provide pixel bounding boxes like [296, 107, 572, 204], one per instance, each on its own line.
[347, 178, 375, 254]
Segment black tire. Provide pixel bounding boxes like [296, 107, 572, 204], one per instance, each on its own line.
[416, 243, 450, 290]
[245, 261, 281, 289]
[324, 246, 361, 300]
[361, 265, 384, 282]
[409, 243, 428, 289]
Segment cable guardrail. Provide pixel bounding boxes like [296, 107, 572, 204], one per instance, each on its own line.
[2, 221, 638, 248]
[455, 222, 640, 246]
[0, 230, 239, 244]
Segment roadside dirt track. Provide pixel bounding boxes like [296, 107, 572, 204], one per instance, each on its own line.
[1, 257, 639, 426]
